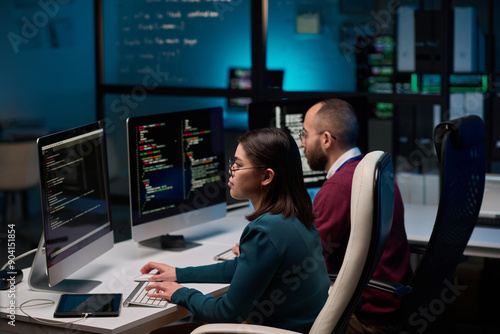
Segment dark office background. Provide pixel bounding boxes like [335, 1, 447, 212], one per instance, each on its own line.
[1, 0, 500, 332]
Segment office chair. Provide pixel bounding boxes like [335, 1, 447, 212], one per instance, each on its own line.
[0, 140, 39, 225]
[367, 115, 486, 333]
[191, 151, 396, 334]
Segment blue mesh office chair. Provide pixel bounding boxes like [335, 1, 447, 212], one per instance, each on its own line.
[405, 115, 485, 333]
[368, 115, 486, 333]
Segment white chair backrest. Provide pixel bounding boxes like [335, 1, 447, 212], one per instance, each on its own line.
[309, 151, 384, 334]
[0, 140, 39, 191]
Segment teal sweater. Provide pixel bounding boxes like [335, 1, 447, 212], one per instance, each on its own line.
[172, 213, 330, 333]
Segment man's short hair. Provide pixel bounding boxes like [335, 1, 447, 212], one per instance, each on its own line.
[315, 98, 359, 149]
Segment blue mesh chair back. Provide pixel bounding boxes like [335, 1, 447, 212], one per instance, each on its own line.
[403, 115, 486, 333]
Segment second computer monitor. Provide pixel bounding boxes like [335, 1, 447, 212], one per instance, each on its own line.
[127, 107, 227, 248]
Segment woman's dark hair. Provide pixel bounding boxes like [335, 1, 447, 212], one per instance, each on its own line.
[238, 128, 315, 228]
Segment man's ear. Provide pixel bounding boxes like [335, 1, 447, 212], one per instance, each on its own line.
[321, 131, 334, 149]
[262, 168, 275, 187]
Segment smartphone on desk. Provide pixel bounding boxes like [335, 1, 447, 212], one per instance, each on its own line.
[54, 293, 122, 317]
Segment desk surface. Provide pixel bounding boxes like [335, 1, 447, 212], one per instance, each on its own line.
[3, 203, 500, 333]
[404, 203, 500, 259]
[0, 207, 251, 334]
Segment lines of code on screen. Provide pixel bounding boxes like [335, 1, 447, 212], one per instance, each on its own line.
[133, 112, 224, 223]
[40, 130, 109, 266]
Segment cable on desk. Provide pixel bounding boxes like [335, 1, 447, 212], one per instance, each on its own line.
[1, 248, 38, 270]
[0, 299, 88, 325]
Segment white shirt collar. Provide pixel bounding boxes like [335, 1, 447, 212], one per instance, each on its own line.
[326, 147, 362, 179]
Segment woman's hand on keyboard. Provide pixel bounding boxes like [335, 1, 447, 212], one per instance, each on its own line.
[145, 281, 183, 301]
[140, 262, 177, 282]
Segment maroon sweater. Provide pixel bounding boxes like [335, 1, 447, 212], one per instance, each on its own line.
[313, 156, 412, 323]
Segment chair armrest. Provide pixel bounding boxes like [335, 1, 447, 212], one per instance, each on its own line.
[191, 323, 299, 334]
[409, 241, 427, 254]
[366, 277, 412, 297]
[328, 272, 411, 298]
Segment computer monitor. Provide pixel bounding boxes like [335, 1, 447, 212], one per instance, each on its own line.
[126, 107, 227, 249]
[248, 97, 368, 189]
[228, 68, 284, 108]
[28, 121, 114, 293]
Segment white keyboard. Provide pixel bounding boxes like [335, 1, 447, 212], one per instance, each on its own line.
[123, 281, 169, 308]
[213, 248, 237, 261]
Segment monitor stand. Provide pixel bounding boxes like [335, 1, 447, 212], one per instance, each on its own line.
[160, 234, 186, 248]
[28, 233, 101, 293]
[139, 234, 201, 251]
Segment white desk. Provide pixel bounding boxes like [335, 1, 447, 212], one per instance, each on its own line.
[4, 203, 500, 333]
[404, 203, 500, 259]
[0, 207, 251, 334]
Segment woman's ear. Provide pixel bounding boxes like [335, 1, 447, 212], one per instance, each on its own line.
[261, 168, 275, 187]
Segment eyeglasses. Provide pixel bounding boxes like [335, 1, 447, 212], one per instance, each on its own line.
[228, 158, 266, 175]
[298, 129, 335, 141]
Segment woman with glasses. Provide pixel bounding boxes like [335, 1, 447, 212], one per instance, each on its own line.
[141, 128, 330, 333]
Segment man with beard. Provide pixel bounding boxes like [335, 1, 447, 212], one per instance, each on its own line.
[300, 98, 412, 334]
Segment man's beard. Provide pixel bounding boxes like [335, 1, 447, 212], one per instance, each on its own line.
[305, 143, 327, 172]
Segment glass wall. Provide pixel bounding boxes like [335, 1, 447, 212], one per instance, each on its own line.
[103, 0, 251, 88]
[99, 0, 500, 177]
[267, 0, 394, 92]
